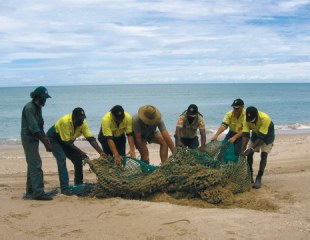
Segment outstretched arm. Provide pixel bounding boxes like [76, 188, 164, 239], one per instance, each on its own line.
[228, 129, 243, 143]
[199, 128, 206, 152]
[88, 138, 105, 157]
[175, 126, 184, 147]
[161, 130, 175, 153]
[134, 132, 149, 163]
[106, 139, 122, 166]
[127, 135, 136, 158]
[211, 124, 226, 141]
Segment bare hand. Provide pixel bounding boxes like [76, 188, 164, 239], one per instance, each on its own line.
[115, 155, 123, 167]
[44, 143, 52, 152]
[99, 151, 106, 157]
[199, 146, 206, 152]
[176, 141, 184, 147]
[211, 136, 217, 142]
[127, 150, 136, 158]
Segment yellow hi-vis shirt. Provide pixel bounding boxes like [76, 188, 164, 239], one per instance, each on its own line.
[54, 113, 93, 142]
[243, 111, 271, 135]
[222, 109, 245, 133]
[101, 112, 133, 137]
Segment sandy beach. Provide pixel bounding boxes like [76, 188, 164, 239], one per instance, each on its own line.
[0, 133, 310, 240]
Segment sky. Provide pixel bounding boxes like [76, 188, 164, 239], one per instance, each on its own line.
[0, 0, 309, 87]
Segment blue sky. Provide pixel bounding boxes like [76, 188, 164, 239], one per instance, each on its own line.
[0, 0, 309, 86]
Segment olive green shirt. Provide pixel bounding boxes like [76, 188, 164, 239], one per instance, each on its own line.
[21, 101, 44, 137]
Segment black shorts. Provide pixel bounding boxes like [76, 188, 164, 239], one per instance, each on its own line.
[98, 134, 126, 156]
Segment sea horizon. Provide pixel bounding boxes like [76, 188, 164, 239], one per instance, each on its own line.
[1, 82, 310, 88]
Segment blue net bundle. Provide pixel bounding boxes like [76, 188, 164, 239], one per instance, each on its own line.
[88, 141, 252, 204]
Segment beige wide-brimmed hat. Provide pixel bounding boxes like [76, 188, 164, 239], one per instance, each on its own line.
[138, 105, 161, 125]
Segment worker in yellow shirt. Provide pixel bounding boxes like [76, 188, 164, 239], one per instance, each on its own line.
[98, 105, 136, 166]
[211, 99, 245, 155]
[47, 107, 104, 195]
[241, 106, 275, 189]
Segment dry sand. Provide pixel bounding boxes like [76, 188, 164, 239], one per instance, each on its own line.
[0, 133, 310, 239]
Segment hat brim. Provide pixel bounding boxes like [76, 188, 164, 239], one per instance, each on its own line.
[42, 93, 51, 99]
[246, 116, 255, 122]
[114, 114, 125, 121]
[138, 106, 161, 125]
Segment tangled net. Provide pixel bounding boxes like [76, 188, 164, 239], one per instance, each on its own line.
[88, 141, 251, 204]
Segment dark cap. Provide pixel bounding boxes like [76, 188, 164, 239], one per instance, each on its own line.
[110, 105, 125, 120]
[187, 104, 198, 117]
[31, 86, 51, 99]
[231, 98, 244, 108]
[246, 106, 258, 122]
[72, 107, 86, 119]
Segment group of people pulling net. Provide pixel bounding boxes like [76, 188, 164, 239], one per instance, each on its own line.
[22, 86, 272, 201]
[87, 140, 252, 204]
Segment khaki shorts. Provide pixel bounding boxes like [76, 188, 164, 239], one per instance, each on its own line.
[248, 140, 274, 154]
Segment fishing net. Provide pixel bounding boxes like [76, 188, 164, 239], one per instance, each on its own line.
[87, 141, 251, 204]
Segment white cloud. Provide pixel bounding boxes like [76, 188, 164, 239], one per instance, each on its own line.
[108, 24, 161, 37]
[0, 0, 309, 86]
[0, 16, 25, 30]
[278, 0, 310, 11]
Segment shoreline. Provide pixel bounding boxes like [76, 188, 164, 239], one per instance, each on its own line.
[1, 130, 310, 150]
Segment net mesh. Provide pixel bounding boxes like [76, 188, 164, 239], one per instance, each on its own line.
[87, 141, 252, 204]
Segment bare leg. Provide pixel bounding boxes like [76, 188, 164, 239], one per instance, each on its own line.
[138, 141, 150, 164]
[151, 132, 168, 163]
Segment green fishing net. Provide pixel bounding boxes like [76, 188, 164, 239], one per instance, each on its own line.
[87, 141, 251, 204]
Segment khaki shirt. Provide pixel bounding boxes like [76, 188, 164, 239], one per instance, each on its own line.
[176, 113, 205, 138]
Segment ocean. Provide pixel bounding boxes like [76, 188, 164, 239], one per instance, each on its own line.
[1, 83, 310, 145]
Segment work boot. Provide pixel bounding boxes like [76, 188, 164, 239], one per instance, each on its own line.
[34, 194, 53, 201]
[253, 176, 262, 189]
[61, 188, 73, 196]
[23, 192, 33, 200]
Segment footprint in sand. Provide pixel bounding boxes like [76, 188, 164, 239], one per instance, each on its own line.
[30, 203, 44, 208]
[160, 219, 194, 236]
[0, 184, 10, 187]
[61, 229, 83, 237]
[26, 226, 54, 237]
[116, 211, 131, 217]
[8, 211, 31, 220]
